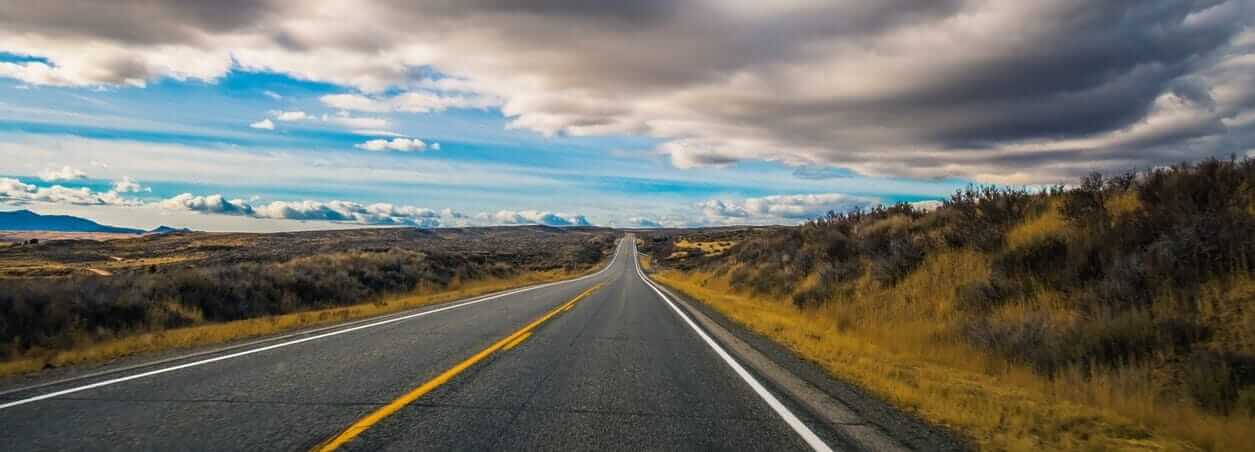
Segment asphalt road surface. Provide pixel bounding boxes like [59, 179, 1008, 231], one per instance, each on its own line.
[0, 237, 949, 451]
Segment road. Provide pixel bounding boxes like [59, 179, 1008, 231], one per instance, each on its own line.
[0, 237, 938, 451]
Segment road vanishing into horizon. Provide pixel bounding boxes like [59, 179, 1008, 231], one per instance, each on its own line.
[0, 237, 949, 451]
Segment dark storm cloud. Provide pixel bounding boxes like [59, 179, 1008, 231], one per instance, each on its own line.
[2, 0, 1253, 182]
[0, 0, 284, 45]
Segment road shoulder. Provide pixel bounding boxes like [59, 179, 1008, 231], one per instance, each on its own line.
[648, 275, 969, 452]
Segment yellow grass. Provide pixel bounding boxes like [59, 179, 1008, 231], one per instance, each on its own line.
[1107, 191, 1143, 219]
[653, 252, 1255, 451]
[674, 238, 735, 256]
[0, 268, 592, 378]
[858, 214, 913, 239]
[1006, 201, 1068, 250]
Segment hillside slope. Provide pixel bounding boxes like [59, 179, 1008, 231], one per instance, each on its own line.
[642, 157, 1255, 450]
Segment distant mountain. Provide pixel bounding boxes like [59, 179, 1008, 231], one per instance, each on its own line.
[149, 225, 194, 234]
[0, 210, 144, 234]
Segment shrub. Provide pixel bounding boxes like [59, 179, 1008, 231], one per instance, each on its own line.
[954, 276, 1020, 313]
[871, 238, 924, 285]
[993, 234, 1068, 282]
[666, 156, 1255, 418]
[0, 241, 613, 361]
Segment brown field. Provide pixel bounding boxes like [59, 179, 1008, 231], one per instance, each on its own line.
[0, 226, 617, 375]
[0, 231, 143, 244]
[0, 226, 609, 279]
[0, 267, 591, 377]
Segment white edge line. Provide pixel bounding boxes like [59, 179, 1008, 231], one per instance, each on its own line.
[631, 244, 833, 452]
[0, 239, 625, 411]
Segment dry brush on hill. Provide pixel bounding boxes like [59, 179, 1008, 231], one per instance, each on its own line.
[643, 157, 1255, 450]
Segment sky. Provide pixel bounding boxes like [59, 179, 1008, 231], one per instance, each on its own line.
[0, 1, 1252, 231]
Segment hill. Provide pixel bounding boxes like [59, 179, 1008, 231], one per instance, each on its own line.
[640, 157, 1255, 451]
[0, 209, 143, 234]
[148, 225, 193, 234]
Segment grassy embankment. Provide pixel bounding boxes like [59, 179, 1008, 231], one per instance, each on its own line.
[0, 263, 604, 378]
[645, 158, 1255, 451]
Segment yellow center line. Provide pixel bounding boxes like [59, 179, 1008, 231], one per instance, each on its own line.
[313, 283, 606, 451]
[502, 331, 532, 351]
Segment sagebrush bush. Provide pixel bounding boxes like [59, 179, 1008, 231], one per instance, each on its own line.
[0, 240, 612, 361]
[656, 156, 1255, 419]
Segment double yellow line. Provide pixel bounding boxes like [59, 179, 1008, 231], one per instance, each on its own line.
[314, 283, 606, 451]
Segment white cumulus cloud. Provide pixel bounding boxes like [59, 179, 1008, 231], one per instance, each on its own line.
[1, 177, 139, 206]
[160, 193, 256, 216]
[355, 138, 431, 152]
[38, 165, 86, 182]
[624, 217, 662, 228]
[112, 176, 147, 193]
[700, 193, 876, 224]
[321, 112, 387, 130]
[273, 111, 307, 121]
[482, 210, 591, 227]
[249, 118, 274, 130]
[158, 193, 460, 227]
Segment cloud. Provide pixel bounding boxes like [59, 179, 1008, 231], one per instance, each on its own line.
[661, 140, 742, 169]
[321, 112, 387, 129]
[791, 166, 856, 180]
[320, 92, 499, 113]
[263, 90, 282, 100]
[160, 193, 255, 216]
[253, 200, 442, 226]
[158, 193, 454, 227]
[268, 107, 401, 134]
[350, 129, 405, 137]
[249, 118, 274, 130]
[482, 210, 591, 227]
[355, 137, 431, 152]
[112, 176, 147, 193]
[38, 165, 86, 182]
[2, 1, 1252, 182]
[320, 94, 389, 113]
[700, 193, 876, 223]
[0, 135, 565, 192]
[273, 111, 307, 121]
[0, 177, 139, 206]
[624, 217, 662, 228]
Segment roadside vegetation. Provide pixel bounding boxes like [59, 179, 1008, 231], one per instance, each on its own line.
[641, 157, 1255, 451]
[0, 227, 614, 376]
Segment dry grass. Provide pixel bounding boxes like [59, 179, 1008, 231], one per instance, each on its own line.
[674, 238, 736, 256]
[654, 252, 1255, 451]
[1006, 201, 1067, 250]
[1107, 190, 1143, 219]
[0, 268, 587, 378]
[858, 214, 913, 239]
